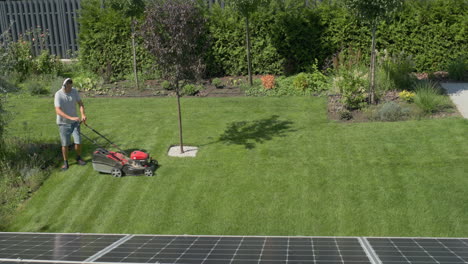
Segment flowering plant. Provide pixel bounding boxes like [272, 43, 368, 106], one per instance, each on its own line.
[399, 90, 415, 102]
[261, 75, 275, 90]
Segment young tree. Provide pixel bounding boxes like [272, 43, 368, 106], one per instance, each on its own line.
[344, 0, 403, 104]
[141, 0, 207, 153]
[230, 0, 264, 86]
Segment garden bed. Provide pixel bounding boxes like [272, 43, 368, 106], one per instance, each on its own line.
[328, 90, 461, 123]
[81, 76, 252, 98]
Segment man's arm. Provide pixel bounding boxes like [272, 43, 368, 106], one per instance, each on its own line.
[78, 100, 87, 123]
[55, 107, 80, 122]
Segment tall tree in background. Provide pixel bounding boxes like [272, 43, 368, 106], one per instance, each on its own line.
[344, 0, 403, 104]
[108, 0, 145, 90]
[230, 0, 264, 86]
[141, 0, 207, 153]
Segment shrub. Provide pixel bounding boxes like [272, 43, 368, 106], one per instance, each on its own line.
[376, 101, 409, 122]
[339, 110, 353, 120]
[399, 90, 415, 102]
[7, 39, 34, 81]
[447, 56, 467, 81]
[182, 84, 203, 96]
[161, 80, 173, 90]
[23, 79, 49, 95]
[261, 75, 275, 90]
[293, 73, 310, 92]
[414, 80, 452, 113]
[292, 69, 329, 94]
[34, 50, 62, 75]
[73, 72, 104, 93]
[332, 67, 369, 110]
[212, 78, 223, 88]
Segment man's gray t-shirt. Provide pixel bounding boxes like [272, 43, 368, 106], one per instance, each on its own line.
[54, 88, 81, 125]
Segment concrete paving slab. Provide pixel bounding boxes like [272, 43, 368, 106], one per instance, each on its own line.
[441, 82, 468, 118]
[168, 145, 198, 157]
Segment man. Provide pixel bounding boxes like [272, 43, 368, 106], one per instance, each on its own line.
[54, 78, 87, 170]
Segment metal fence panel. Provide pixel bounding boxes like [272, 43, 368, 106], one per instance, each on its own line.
[0, 0, 80, 59]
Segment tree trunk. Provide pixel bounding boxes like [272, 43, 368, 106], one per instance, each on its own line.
[176, 83, 184, 154]
[369, 25, 377, 104]
[131, 19, 139, 90]
[246, 16, 253, 86]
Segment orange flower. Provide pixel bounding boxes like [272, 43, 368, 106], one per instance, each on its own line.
[261, 75, 275, 90]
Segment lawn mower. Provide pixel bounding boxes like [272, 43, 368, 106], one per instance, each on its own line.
[80, 123, 157, 177]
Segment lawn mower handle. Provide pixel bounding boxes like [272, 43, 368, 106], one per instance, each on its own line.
[82, 123, 128, 155]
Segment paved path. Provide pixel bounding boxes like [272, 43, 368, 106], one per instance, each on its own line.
[441, 82, 468, 118]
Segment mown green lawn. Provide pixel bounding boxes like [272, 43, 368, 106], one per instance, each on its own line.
[5, 96, 468, 237]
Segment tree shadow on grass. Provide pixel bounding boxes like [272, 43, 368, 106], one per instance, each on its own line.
[218, 115, 296, 149]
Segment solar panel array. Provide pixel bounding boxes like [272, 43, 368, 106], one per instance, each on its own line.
[1, 232, 467, 264]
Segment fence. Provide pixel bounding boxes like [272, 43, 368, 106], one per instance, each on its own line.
[0, 0, 80, 59]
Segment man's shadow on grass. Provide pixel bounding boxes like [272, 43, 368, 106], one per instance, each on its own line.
[216, 115, 296, 149]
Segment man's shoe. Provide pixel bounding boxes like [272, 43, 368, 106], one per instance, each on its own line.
[77, 159, 87, 166]
[61, 165, 69, 171]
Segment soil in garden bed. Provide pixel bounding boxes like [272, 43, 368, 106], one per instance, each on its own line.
[81, 75, 260, 98]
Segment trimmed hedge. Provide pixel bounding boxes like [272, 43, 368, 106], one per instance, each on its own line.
[78, 0, 467, 78]
[78, 0, 154, 82]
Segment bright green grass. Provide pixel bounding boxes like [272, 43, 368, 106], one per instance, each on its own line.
[5, 96, 468, 237]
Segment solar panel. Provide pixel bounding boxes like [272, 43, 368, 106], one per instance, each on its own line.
[0, 233, 124, 262]
[96, 236, 372, 264]
[367, 237, 468, 264]
[2, 233, 468, 264]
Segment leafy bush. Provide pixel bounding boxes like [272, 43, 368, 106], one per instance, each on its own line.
[182, 84, 203, 96]
[399, 90, 415, 102]
[22, 79, 49, 95]
[212, 78, 223, 88]
[447, 56, 467, 81]
[293, 73, 310, 92]
[332, 68, 369, 110]
[161, 80, 173, 90]
[7, 39, 34, 81]
[414, 81, 453, 113]
[34, 50, 62, 75]
[72, 70, 105, 94]
[339, 110, 353, 120]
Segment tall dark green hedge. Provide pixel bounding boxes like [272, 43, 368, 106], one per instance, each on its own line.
[78, 0, 153, 81]
[79, 0, 467, 78]
[377, 0, 467, 72]
[206, 0, 467, 76]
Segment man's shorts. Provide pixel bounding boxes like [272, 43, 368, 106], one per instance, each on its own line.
[58, 122, 81, 147]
